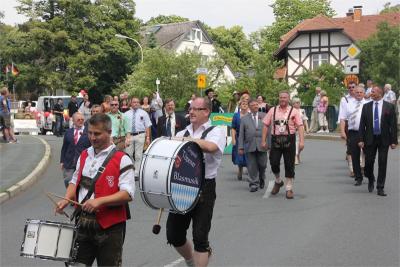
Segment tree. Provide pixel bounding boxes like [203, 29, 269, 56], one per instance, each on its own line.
[358, 22, 400, 92]
[380, 2, 400, 14]
[145, 15, 189, 26]
[297, 64, 345, 106]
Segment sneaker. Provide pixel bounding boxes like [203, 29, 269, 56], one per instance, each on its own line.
[324, 129, 330, 133]
[316, 129, 324, 133]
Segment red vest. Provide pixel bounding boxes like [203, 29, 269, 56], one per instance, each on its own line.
[76, 149, 128, 229]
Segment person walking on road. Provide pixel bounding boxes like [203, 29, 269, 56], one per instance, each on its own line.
[107, 100, 131, 151]
[262, 91, 305, 199]
[238, 99, 268, 192]
[231, 99, 249, 180]
[157, 99, 186, 138]
[166, 97, 226, 267]
[0, 87, 17, 143]
[358, 86, 398, 196]
[56, 113, 135, 266]
[60, 112, 91, 188]
[124, 97, 152, 178]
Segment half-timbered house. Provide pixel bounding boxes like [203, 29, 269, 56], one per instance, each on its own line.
[274, 6, 400, 86]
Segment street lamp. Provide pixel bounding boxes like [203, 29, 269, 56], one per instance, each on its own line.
[115, 33, 144, 63]
[156, 78, 160, 92]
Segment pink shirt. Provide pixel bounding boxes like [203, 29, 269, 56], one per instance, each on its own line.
[263, 105, 303, 135]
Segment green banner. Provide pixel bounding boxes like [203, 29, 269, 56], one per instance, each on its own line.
[210, 113, 234, 154]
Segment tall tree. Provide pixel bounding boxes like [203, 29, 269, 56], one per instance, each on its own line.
[380, 2, 400, 14]
[145, 15, 189, 26]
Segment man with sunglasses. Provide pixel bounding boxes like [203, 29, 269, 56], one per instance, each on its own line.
[107, 100, 131, 151]
[60, 112, 91, 188]
[339, 81, 356, 177]
[166, 97, 226, 267]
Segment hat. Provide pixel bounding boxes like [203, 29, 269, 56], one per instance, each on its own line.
[205, 88, 214, 95]
[232, 90, 239, 95]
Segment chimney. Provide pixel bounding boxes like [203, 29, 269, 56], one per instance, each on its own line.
[353, 6, 362, 22]
[346, 8, 354, 17]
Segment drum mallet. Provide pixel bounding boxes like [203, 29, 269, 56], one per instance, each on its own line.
[152, 208, 164, 235]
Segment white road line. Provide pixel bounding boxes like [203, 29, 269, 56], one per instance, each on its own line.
[263, 180, 275, 198]
[164, 257, 185, 267]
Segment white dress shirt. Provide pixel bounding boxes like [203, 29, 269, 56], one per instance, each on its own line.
[74, 127, 85, 143]
[176, 120, 226, 179]
[166, 113, 176, 137]
[344, 99, 366, 130]
[124, 108, 152, 133]
[372, 99, 384, 129]
[70, 144, 135, 202]
[383, 90, 396, 103]
[338, 94, 355, 121]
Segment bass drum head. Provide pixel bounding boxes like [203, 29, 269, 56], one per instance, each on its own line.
[169, 141, 205, 213]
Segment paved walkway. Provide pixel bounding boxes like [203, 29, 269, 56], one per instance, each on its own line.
[0, 136, 45, 191]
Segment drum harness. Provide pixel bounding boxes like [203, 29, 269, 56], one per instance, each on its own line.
[70, 148, 131, 229]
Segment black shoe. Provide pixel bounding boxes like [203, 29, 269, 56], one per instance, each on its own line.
[377, 190, 387, 196]
[237, 174, 242, 181]
[354, 180, 362, 186]
[250, 186, 258, 192]
[259, 179, 265, 189]
[368, 181, 374, 193]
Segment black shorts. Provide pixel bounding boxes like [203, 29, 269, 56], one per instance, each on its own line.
[75, 221, 126, 266]
[269, 134, 296, 178]
[166, 179, 216, 253]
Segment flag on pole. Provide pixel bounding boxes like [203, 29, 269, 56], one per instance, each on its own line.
[11, 62, 20, 76]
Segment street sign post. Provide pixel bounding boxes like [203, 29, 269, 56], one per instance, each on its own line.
[197, 74, 206, 89]
[344, 59, 360, 74]
[345, 44, 361, 59]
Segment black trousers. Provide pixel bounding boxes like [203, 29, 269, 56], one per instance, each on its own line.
[75, 221, 126, 266]
[166, 179, 216, 253]
[269, 135, 296, 178]
[364, 135, 389, 190]
[348, 130, 363, 181]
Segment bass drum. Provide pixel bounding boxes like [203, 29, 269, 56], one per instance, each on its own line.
[139, 137, 205, 214]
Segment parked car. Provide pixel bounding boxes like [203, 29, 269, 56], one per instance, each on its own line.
[36, 96, 83, 135]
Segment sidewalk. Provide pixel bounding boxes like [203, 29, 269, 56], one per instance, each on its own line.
[0, 135, 51, 203]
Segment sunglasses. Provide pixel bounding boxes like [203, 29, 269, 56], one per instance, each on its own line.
[189, 107, 207, 112]
[110, 103, 119, 106]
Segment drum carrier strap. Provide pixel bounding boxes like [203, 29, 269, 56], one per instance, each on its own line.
[71, 148, 131, 221]
[183, 126, 215, 139]
[272, 106, 293, 136]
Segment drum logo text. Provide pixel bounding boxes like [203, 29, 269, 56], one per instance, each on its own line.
[106, 176, 115, 187]
[182, 151, 196, 168]
[27, 231, 35, 238]
[173, 172, 199, 186]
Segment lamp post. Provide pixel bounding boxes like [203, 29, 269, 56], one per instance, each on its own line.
[156, 78, 160, 92]
[115, 33, 144, 63]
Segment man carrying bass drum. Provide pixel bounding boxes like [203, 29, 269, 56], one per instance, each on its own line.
[166, 97, 226, 267]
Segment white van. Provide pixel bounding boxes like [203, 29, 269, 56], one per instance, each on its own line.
[36, 96, 83, 134]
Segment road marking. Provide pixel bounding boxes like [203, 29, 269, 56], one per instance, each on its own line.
[164, 257, 184, 267]
[263, 181, 275, 198]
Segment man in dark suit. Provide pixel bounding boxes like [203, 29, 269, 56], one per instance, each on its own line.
[60, 112, 91, 187]
[157, 99, 186, 137]
[358, 86, 398, 196]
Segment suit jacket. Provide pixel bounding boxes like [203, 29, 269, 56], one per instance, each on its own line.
[359, 100, 398, 147]
[238, 112, 267, 153]
[60, 127, 91, 169]
[157, 113, 187, 137]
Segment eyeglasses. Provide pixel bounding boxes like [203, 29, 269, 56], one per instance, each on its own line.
[110, 103, 119, 106]
[76, 119, 84, 121]
[189, 107, 207, 112]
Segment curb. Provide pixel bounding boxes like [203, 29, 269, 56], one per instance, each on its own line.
[0, 136, 51, 204]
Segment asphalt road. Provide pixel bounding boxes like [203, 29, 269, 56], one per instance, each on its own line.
[1, 136, 399, 267]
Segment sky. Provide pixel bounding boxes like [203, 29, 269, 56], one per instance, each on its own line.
[1, 0, 399, 34]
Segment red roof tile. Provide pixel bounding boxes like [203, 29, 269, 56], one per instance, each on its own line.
[275, 12, 400, 57]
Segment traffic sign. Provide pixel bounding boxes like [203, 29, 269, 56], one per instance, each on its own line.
[197, 74, 206, 89]
[344, 59, 360, 74]
[344, 74, 359, 88]
[345, 44, 361, 59]
[196, 68, 208, 74]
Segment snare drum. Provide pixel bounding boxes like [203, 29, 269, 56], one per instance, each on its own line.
[139, 138, 205, 214]
[20, 219, 78, 263]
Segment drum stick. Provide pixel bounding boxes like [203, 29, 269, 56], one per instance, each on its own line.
[45, 192, 70, 218]
[47, 192, 83, 207]
[152, 208, 164, 235]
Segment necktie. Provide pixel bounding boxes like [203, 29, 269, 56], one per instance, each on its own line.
[373, 102, 380, 135]
[253, 113, 258, 128]
[349, 101, 361, 129]
[166, 115, 172, 137]
[131, 110, 136, 133]
[74, 129, 79, 144]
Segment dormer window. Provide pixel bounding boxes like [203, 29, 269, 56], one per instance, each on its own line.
[190, 28, 202, 42]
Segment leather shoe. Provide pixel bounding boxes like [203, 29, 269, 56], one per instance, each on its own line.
[286, 190, 294, 199]
[250, 186, 258, 192]
[368, 181, 374, 193]
[377, 190, 387, 196]
[354, 180, 362, 186]
[259, 179, 265, 189]
[237, 174, 242, 181]
[271, 181, 284, 195]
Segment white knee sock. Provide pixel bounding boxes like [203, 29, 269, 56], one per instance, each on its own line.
[285, 178, 293, 191]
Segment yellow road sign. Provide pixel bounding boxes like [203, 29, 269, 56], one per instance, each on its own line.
[197, 74, 206, 89]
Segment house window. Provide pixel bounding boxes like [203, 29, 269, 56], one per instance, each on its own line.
[190, 28, 202, 42]
[312, 53, 329, 70]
